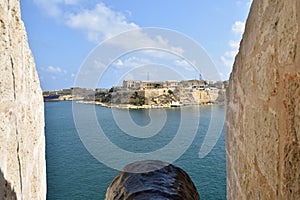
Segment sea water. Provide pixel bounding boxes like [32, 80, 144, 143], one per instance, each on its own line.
[45, 101, 226, 199]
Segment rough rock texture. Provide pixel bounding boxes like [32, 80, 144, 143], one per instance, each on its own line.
[193, 89, 225, 104]
[226, 0, 300, 199]
[105, 160, 200, 200]
[0, 0, 46, 199]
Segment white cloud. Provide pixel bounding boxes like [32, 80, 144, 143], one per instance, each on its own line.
[221, 40, 240, 68]
[221, 20, 244, 68]
[114, 59, 124, 67]
[247, 0, 253, 7]
[220, 1, 251, 72]
[33, 0, 63, 17]
[33, 0, 81, 17]
[155, 36, 184, 55]
[236, 0, 253, 8]
[65, 3, 139, 42]
[232, 21, 245, 34]
[64, 0, 80, 5]
[173, 59, 195, 71]
[221, 55, 234, 68]
[235, 1, 242, 7]
[106, 32, 184, 58]
[174, 59, 189, 67]
[112, 57, 151, 69]
[42, 66, 67, 75]
[34, 1, 184, 56]
[229, 40, 240, 49]
[122, 65, 184, 82]
[34, 1, 138, 42]
[93, 59, 106, 70]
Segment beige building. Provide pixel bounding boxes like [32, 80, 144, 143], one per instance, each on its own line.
[122, 80, 142, 90]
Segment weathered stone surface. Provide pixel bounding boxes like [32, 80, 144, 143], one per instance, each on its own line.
[226, 0, 300, 199]
[105, 160, 200, 200]
[0, 0, 46, 199]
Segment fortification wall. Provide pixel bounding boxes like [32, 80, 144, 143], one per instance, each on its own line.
[0, 0, 46, 199]
[226, 0, 300, 199]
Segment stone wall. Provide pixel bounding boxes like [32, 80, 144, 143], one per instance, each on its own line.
[0, 0, 46, 199]
[226, 0, 300, 199]
[111, 90, 146, 105]
[192, 89, 225, 104]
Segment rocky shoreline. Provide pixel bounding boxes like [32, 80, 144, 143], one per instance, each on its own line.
[76, 100, 223, 109]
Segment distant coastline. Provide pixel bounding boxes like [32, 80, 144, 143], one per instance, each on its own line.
[44, 79, 228, 109]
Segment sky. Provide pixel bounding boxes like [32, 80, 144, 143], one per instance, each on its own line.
[20, 0, 252, 91]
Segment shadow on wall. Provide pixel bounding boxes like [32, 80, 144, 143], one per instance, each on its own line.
[0, 168, 17, 200]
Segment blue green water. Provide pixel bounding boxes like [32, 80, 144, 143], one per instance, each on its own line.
[45, 101, 226, 199]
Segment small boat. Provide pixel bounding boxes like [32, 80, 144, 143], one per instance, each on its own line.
[170, 102, 183, 107]
[44, 95, 60, 102]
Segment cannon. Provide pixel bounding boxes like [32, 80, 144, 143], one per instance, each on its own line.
[105, 160, 200, 200]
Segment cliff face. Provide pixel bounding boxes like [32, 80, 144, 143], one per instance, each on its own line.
[0, 0, 46, 199]
[226, 0, 300, 199]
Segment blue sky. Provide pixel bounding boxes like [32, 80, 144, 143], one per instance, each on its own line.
[20, 0, 252, 91]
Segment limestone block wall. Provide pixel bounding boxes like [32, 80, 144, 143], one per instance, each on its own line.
[226, 0, 300, 199]
[192, 89, 224, 104]
[0, 0, 46, 199]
